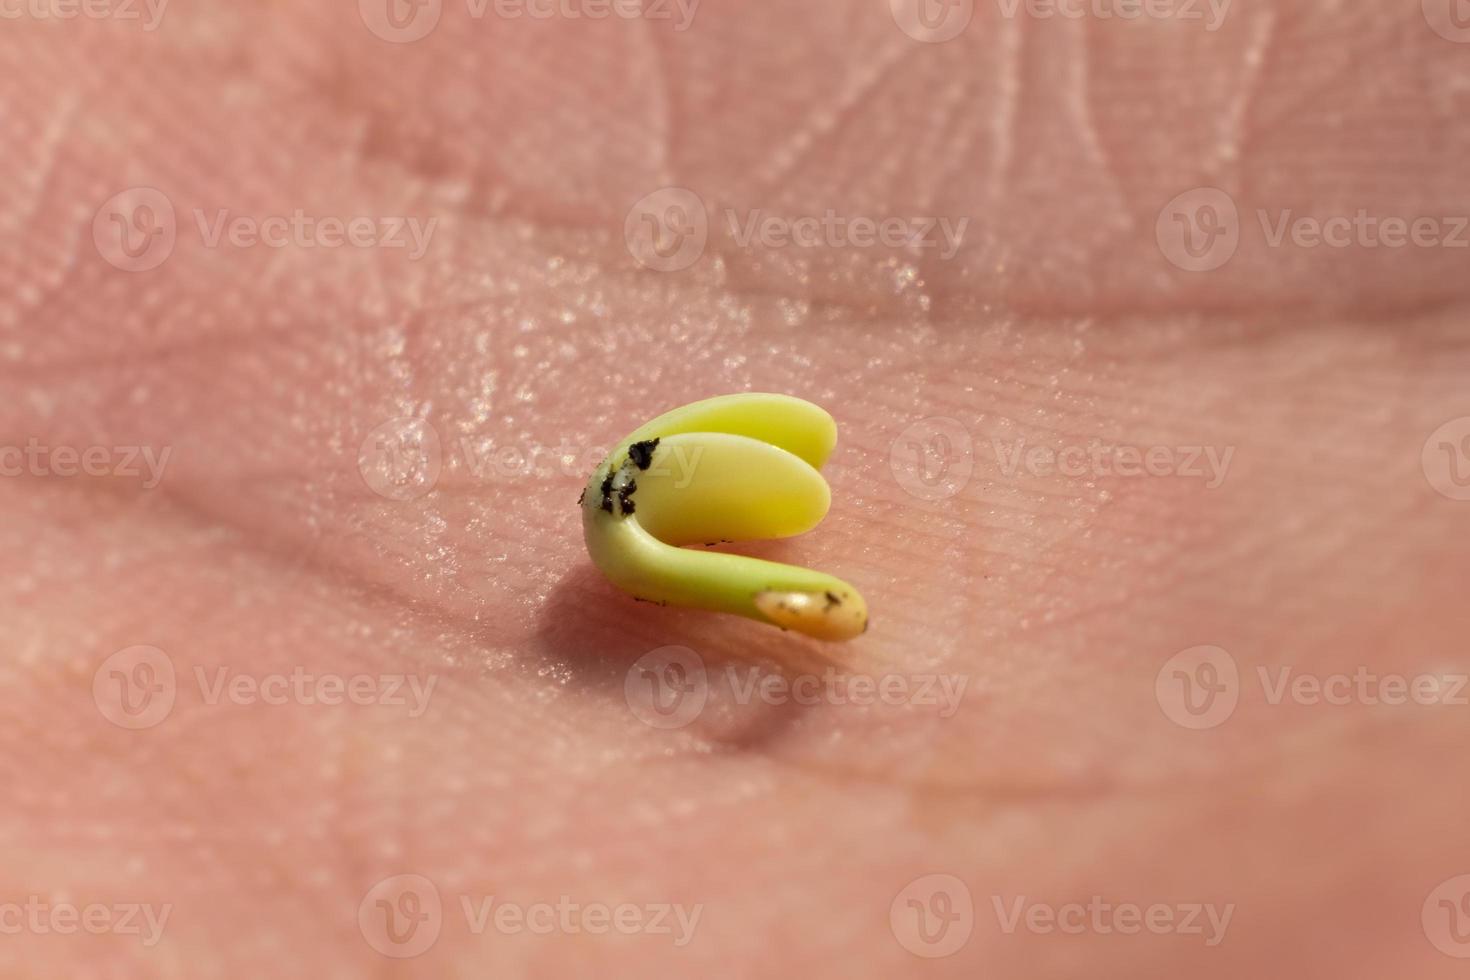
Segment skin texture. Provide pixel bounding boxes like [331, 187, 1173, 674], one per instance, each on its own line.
[2, 0, 1470, 976]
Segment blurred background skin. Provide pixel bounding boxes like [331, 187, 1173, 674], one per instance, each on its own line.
[2, 0, 1470, 976]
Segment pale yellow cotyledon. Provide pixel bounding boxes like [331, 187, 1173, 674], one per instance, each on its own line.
[580, 393, 868, 641]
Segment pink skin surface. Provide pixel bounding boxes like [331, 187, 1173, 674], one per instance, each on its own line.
[3, 0, 1470, 976]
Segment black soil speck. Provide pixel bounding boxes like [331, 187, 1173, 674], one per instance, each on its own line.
[616, 477, 638, 515]
[598, 472, 618, 515]
[628, 439, 660, 470]
[824, 591, 841, 609]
